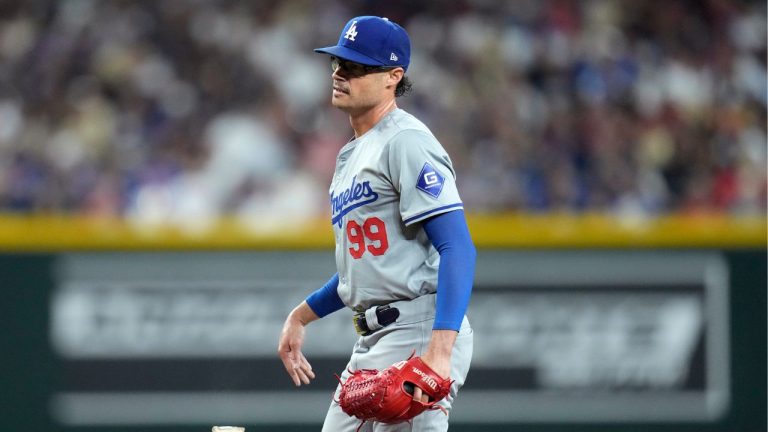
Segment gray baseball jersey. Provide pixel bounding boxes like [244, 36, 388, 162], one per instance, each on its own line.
[329, 108, 463, 311]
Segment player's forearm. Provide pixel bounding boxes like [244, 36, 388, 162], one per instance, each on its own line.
[426, 329, 458, 357]
[422, 329, 457, 379]
[289, 301, 321, 326]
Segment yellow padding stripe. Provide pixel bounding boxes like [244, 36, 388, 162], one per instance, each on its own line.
[467, 213, 766, 248]
[0, 213, 763, 251]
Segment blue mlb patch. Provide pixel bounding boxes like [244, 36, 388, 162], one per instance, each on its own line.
[416, 162, 445, 198]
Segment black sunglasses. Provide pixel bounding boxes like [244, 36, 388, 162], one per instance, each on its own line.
[330, 56, 395, 77]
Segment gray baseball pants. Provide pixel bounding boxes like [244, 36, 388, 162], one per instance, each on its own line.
[321, 293, 474, 432]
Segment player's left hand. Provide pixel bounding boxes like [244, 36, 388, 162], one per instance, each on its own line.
[412, 353, 451, 403]
[337, 354, 452, 424]
[413, 329, 455, 403]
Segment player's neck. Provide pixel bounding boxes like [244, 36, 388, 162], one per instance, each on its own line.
[349, 99, 397, 138]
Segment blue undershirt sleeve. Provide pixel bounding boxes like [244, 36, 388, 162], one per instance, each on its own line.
[305, 273, 345, 318]
[422, 210, 476, 331]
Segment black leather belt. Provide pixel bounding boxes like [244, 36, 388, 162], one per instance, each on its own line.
[353, 305, 400, 336]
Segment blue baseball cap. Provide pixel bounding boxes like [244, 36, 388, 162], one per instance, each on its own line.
[314, 16, 411, 71]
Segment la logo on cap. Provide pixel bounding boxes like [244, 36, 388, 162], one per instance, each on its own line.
[344, 21, 358, 41]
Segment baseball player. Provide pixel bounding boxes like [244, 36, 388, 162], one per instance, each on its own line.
[278, 16, 476, 431]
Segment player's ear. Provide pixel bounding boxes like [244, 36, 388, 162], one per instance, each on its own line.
[385, 67, 404, 88]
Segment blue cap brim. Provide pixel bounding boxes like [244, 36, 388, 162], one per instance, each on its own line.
[314, 45, 385, 67]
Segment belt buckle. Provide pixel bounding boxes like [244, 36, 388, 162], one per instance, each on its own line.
[353, 305, 400, 336]
[353, 311, 371, 336]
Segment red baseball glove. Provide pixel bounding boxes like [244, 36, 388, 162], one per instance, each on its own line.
[336, 354, 452, 428]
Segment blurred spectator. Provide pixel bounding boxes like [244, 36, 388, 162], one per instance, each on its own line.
[0, 0, 764, 225]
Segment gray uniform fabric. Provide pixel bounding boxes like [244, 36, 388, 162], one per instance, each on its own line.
[329, 108, 464, 311]
[323, 108, 473, 431]
[322, 295, 474, 432]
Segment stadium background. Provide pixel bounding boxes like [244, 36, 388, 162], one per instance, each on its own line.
[0, 1, 765, 431]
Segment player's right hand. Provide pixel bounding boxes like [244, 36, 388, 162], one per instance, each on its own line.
[278, 311, 316, 387]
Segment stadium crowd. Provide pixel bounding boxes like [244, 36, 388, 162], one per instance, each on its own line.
[0, 0, 765, 225]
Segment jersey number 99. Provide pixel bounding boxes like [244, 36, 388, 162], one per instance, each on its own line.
[346, 217, 389, 259]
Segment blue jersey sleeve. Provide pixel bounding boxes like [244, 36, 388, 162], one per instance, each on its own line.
[305, 273, 345, 318]
[422, 210, 476, 330]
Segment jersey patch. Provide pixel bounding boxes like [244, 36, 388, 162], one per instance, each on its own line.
[416, 162, 445, 198]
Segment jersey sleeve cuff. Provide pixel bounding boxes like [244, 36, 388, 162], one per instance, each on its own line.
[402, 203, 464, 226]
[432, 320, 462, 331]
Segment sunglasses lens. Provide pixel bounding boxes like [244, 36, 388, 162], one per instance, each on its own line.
[349, 64, 362, 75]
[330, 57, 380, 76]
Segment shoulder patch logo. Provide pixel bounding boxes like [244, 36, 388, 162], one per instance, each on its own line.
[416, 162, 445, 198]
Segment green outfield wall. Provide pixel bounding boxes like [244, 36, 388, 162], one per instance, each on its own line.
[1, 214, 765, 432]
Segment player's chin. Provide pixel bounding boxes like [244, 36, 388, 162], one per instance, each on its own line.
[331, 96, 350, 109]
